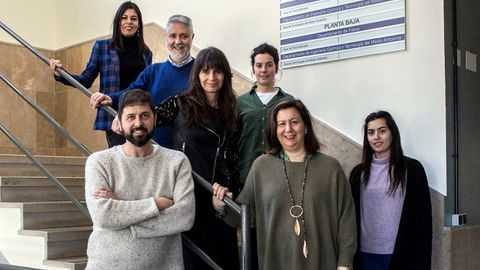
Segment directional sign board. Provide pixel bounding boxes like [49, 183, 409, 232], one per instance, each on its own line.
[280, 0, 406, 68]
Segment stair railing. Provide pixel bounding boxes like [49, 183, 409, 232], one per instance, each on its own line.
[0, 20, 251, 270]
[193, 171, 251, 269]
[0, 73, 91, 157]
[0, 21, 117, 117]
[0, 123, 90, 218]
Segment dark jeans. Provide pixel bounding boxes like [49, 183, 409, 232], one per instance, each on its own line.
[105, 130, 125, 148]
[360, 251, 392, 270]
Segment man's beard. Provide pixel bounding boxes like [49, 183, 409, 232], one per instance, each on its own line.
[124, 127, 152, 147]
[168, 46, 189, 63]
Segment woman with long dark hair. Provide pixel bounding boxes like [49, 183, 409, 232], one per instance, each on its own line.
[154, 46, 239, 270]
[349, 110, 432, 270]
[50, 1, 152, 147]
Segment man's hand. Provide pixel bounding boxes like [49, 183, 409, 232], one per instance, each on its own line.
[111, 115, 123, 134]
[93, 187, 117, 200]
[154, 197, 174, 211]
[90, 92, 113, 109]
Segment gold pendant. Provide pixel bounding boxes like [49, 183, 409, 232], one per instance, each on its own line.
[303, 240, 309, 258]
[290, 205, 304, 236]
[294, 218, 301, 236]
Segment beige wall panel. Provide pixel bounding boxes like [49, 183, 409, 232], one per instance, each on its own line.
[0, 43, 12, 78]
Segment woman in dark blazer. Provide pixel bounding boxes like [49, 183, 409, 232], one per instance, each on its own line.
[50, 1, 152, 147]
[155, 46, 239, 270]
[349, 110, 432, 270]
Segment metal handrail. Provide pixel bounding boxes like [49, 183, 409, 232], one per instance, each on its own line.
[182, 235, 223, 270]
[193, 172, 251, 269]
[0, 72, 91, 157]
[0, 20, 251, 270]
[0, 123, 90, 218]
[0, 20, 117, 117]
[240, 204, 251, 269]
[192, 171, 240, 214]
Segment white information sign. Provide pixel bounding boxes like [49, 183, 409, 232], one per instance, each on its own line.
[280, 0, 406, 68]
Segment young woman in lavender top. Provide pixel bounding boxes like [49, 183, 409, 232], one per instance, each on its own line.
[349, 111, 432, 270]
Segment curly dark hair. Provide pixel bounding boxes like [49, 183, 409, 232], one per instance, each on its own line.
[250, 43, 279, 73]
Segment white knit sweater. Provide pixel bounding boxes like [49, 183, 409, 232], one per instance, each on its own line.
[84, 145, 195, 270]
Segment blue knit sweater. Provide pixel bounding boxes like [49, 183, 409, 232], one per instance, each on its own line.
[110, 60, 194, 148]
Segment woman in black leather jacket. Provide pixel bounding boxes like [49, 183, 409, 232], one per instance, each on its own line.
[155, 46, 240, 270]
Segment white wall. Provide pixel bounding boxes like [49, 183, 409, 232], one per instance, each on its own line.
[0, 0, 446, 194]
[0, 0, 57, 49]
[280, 1, 446, 194]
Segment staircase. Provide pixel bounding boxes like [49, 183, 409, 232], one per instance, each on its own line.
[0, 154, 90, 270]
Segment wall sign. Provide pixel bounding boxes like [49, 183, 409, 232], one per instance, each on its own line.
[280, 0, 406, 68]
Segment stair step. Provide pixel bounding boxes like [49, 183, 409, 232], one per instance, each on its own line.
[0, 154, 90, 269]
[0, 154, 86, 177]
[44, 256, 88, 270]
[0, 201, 92, 229]
[20, 226, 91, 260]
[0, 176, 85, 202]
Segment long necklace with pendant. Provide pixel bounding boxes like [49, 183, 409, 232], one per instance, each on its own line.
[282, 155, 309, 259]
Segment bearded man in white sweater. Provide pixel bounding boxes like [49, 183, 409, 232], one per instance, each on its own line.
[84, 89, 195, 269]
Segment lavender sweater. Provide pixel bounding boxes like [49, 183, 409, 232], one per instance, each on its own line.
[360, 156, 405, 254]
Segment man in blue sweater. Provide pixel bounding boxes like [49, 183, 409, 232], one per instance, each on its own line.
[90, 14, 195, 148]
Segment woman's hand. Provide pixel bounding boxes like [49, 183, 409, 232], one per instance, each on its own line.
[111, 116, 123, 134]
[49, 59, 63, 76]
[90, 92, 113, 109]
[212, 183, 233, 212]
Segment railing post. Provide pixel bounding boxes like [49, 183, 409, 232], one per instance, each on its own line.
[241, 204, 251, 270]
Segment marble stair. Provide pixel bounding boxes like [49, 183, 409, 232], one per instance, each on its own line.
[0, 154, 90, 270]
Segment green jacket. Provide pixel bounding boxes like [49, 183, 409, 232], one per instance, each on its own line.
[236, 85, 293, 185]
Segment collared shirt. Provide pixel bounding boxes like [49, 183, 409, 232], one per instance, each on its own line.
[168, 54, 194, 67]
[236, 85, 293, 185]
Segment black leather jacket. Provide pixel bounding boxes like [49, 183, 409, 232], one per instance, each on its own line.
[155, 94, 241, 270]
[155, 95, 239, 199]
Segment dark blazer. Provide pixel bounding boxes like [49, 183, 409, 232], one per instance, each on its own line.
[349, 157, 432, 270]
[55, 39, 152, 130]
